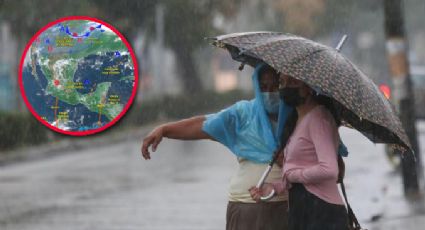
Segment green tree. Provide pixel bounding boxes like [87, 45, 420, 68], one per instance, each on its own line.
[96, 0, 240, 94]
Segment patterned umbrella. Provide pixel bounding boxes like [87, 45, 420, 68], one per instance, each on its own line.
[211, 32, 411, 151]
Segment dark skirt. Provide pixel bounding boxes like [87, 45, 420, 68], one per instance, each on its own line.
[226, 201, 289, 230]
[288, 183, 349, 230]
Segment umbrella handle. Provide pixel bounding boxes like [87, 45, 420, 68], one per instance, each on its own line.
[256, 165, 276, 201]
[256, 165, 272, 188]
[256, 150, 281, 188]
[336, 34, 348, 52]
[260, 189, 276, 201]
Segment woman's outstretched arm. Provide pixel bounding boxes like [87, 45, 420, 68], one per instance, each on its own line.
[141, 116, 212, 159]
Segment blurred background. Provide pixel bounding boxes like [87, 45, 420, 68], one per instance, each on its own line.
[0, 0, 424, 229]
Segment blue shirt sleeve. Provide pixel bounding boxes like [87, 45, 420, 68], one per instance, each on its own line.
[202, 103, 241, 148]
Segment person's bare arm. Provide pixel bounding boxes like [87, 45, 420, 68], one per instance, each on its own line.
[141, 116, 212, 159]
[161, 116, 210, 140]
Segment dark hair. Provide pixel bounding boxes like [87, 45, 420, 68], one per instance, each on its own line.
[259, 65, 277, 78]
[313, 94, 341, 126]
[280, 109, 298, 150]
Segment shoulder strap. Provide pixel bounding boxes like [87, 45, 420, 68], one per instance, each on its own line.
[339, 166, 362, 229]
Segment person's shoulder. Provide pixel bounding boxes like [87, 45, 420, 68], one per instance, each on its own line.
[216, 99, 254, 119]
[233, 99, 255, 111]
[234, 99, 253, 106]
[309, 105, 336, 126]
[316, 105, 332, 116]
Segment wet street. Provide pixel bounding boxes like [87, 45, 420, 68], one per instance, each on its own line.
[0, 136, 235, 230]
[1, 122, 425, 229]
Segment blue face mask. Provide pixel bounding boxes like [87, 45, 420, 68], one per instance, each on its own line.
[262, 92, 280, 114]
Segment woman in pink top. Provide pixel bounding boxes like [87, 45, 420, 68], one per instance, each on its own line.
[250, 75, 348, 230]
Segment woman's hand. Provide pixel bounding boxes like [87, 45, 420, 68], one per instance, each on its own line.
[141, 116, 210, 160]
[249, 183, 275, 202]
[141, 125, 165, 160]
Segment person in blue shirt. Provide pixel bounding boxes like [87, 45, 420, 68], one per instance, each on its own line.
[141, 63, 292, 230]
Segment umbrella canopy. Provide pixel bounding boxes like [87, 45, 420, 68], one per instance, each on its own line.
[211, 32, 411, 152]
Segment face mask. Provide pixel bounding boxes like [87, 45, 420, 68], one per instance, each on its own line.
[279, 87, 305, 107]
[262, 92, 280, 114]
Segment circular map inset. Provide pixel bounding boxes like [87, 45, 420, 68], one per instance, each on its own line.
[19, 16, 138, 136]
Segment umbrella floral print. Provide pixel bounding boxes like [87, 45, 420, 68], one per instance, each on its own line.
[211, 32, 411, 152]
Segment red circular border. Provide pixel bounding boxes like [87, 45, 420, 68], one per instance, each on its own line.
[18, 16, 139, 136]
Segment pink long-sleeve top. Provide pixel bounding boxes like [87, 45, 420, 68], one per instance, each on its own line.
[272, 105, 344, 205]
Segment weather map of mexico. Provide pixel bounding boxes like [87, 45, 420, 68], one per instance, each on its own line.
[19, 17, 138, 135]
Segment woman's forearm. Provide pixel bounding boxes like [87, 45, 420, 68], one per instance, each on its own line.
[286, 164, 338, 184]
[162, 115, 212, 140]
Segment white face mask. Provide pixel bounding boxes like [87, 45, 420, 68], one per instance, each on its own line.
[262, 92, 280, 114]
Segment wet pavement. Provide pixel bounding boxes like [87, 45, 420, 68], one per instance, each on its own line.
[344, 121, 425, 230]
[0, 122, 425, 229]
[0, 136, 235, 230]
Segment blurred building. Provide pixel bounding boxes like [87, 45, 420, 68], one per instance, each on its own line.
[136, 34, 181, 102]
[210, 49, 252, 93]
